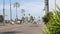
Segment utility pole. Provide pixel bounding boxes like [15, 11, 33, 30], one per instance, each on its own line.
[10, 0, 12, 22]
[44, 0, 49, 14]
[3, 0, 5, 25]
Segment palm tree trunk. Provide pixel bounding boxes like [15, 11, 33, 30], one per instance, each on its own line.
[45, 0, 49, 14]
[3, 0, 5, 25]
[53, 0, 56, 19]
[16, 7, 18, 21]
[10, 0, 12, 22]
[55, 0, 56, 10]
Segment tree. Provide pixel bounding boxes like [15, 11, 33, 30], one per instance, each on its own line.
[21, 17, 25, 23]
[28, 14, 30, 16]
[21, 9, 25, 17]
[9, 0, 12, 22]
[43, 5, 60, 34]
[0, 15, 4, 22]
[42, 12, 53, 24]
[3, 0, 5, 24]
[38, 16, 40, 21]
[14, 2, 20, 21]
[44, 0, 49, 14]
[30, 16, 34, 23]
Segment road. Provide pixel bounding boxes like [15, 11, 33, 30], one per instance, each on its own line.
[0, 22, 45, 34]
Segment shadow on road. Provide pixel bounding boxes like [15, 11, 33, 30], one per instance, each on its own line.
[0, 31, 22, 34]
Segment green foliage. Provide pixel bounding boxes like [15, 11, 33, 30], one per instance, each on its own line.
[29, 16, 34, 22]
[42, 12, 53, 24]
[14, 2, 20, 8]
[43, 5, 60, 34]
[22, 17, 25, 21]
[0, 15, 4, 22]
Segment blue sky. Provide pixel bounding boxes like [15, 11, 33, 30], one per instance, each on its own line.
[0, 0, 60, 20]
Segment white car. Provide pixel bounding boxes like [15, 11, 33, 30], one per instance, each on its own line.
[17, 21, 20, 24]
[11, 21, 15, 25]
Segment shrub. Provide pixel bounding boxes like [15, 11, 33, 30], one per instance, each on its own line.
[42, 12, 53, 24]
[43, 5, 60, 34]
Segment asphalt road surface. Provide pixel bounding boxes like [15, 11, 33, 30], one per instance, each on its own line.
[0, 22, 45, 34]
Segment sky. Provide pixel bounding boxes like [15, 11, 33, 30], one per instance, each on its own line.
[0, 0, 60, 20]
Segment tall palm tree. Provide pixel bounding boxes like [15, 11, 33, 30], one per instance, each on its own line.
[54, 0, 56, 10]
[14, 2, 20, 21]
[21, 9, 25, 23]
[21, 9, 25, 17]
[45, 0, 49, 14]
[28, 13, 30, 20]
[53, 0, 56, 19]
[53, 0, 56, 13]
[28, 13, 30, 17]
[38, 16, 40, 21]
[30, 16, 34, 23]
[3, 0, 5, 24]
[9, 0, 12, 22]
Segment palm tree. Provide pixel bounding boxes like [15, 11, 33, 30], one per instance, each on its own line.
[28, 14, 30, 16]
[38, 16, 40, 21]
[53, 0, 56, 19]
[30, 16, 34, 23]
[21, 9, 25, 23]
[45, 0, 49, 14]
[9, 0, 12, 22]
[21, 9, 25, 17]
[28, 13, 30, 21]
[14, 2, 20, 21]
[53, 0, 56, 15]
[38, 16, 40, 19]
[3, 0, 5, 24]
[54, 0, 56, 10]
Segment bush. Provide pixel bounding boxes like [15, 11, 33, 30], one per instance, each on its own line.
[43, 5, 60, 34]
[42, 12, 53, 24]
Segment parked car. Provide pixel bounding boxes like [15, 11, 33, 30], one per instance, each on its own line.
[17, 20, 20, 24]
[11, 21, 15, 25]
